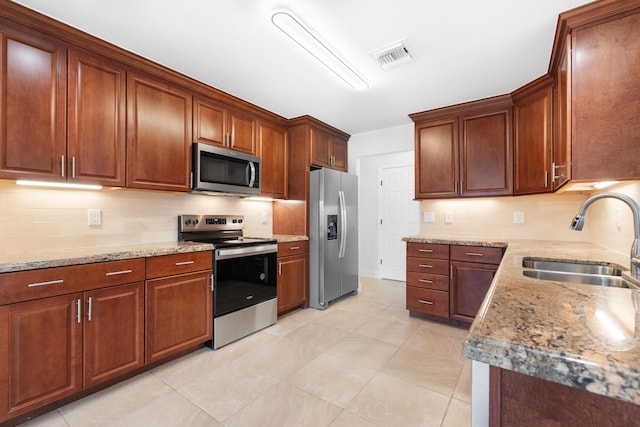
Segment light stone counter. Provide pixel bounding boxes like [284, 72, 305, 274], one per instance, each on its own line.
[273, 235, 309, 243]
[405, 236, 640, 404]
[0, 241, 214, 273]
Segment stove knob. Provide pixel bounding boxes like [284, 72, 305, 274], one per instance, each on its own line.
[185, 219, 191, 225]
[193, 219, 199, 225]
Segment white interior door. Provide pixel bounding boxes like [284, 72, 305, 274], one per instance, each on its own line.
[378, 165, 420, 281]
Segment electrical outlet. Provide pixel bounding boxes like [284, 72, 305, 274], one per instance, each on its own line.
[88, 209, 101, 226]
[444, 211, 453, 224]
[514, 211, 525, 224]
[261, 211, 268, 224]
[423, 212, 435, 223]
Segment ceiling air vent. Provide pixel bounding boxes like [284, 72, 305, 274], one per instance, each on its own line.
[372, 41, 413, 69]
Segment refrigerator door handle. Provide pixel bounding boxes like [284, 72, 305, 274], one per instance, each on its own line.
[338, 190, 347, 259]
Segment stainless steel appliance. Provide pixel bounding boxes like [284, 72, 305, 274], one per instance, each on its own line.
[178, 214, 277, 349]
[309, 168, 359, 309]
[192, 143, 260, 195]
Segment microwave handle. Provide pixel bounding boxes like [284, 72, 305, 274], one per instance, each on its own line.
[247, 161, 256, 188]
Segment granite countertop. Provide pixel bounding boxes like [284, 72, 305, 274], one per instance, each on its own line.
[0, 241, 214, 273]
[454, 239, 640, 405]
[402, 235, 508, 248]
[273, 235, 309, 243]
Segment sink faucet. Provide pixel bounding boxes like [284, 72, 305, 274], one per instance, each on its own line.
[570, 192, 640, 277]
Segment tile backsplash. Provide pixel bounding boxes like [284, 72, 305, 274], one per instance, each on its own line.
[0, 182, 273, 253]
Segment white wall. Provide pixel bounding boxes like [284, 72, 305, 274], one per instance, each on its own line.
[349, 123, 415, 278]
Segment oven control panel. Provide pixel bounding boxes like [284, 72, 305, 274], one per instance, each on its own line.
[179, 215, 244, 232]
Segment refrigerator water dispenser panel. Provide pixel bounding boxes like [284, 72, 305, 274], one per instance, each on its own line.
[327, 215, 338, 240]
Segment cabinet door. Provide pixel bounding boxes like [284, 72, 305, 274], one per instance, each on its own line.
[228, 108, 256, 155]
[193, 96, 227, 148]
[414, 118, 459, 198]
[553, 34, 571, 190]
[84, 283, 144, 388]
[277, 254, 307, 315]
[450, 261, 497, 323]
[145, 271, 212, 364]
[571, 13, 640, 181]
[331, 138, 347, 171]
[68, 50, 126, 186]
[460, 108, 513, 197]
[0, 27, 66, 181]
[0, 294, 82, 421]
[258, 121, 287, 199]
[127, 72, 192, 191]
[514, 85, 553, 195]
[310, 128, 331, 168]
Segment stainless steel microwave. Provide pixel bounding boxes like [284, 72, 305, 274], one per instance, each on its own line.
[192, 143, 260, 195]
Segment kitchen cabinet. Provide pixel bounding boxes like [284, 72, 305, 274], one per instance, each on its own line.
[68, 49, 127, 187]
[449, 245, 502, 323]
[310, 128, 347, 171]
[277, 241, 308, 315]
[553, 34, 571, 190]
[569, 10, 640, 182]
[410, 95, 513, 199]
[489, 366, 640, 426]
[0, 258, 145, 422]
[127, 71, 192, 192]
[512, 76, 554, 195]
[258, 120, 288, 199]
[144, 251, 213, 364]
[0, 24, 66, 181]
[405, 242, 450, 318]
[193, 96, 256, 155]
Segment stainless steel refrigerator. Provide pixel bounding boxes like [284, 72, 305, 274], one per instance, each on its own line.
[309, 168, 359, 310]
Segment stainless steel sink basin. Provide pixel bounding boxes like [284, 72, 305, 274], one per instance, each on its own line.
[522, 258, 629, 288]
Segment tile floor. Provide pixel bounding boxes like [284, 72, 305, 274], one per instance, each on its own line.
[20, 277, 472, 427]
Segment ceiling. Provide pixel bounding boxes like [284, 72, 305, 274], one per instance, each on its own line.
[14, 0, 591, 135]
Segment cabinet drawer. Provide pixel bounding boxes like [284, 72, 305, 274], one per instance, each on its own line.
[277, 241, 309, 257]
[406, 272, 449, 291]
[406, 257, 449, 275]
[406, 287, 449, 318]
[450, 245, 503, 264]
[0, 258, 145, 305]
[407, 243, 449, 259]
[145, 251, 212, 279]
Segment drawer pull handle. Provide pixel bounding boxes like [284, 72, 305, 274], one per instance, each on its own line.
[418, 264, 433, 268]
[418, 249, 433, 253]
[28, 279, 64, 288]
[289, 246, 301, 250]
[106, 269, 133, 276]
[466, 252, 484, 257]
[418, 300, 434, 305]
[418, 279, 434, 284]
[175, 261, 195, 266]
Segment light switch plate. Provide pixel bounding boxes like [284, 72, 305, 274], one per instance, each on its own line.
[514, 211, 525, 224]
[423, 212, 435, 223]
[444, 211, 453, 224]
[88, 209, 101, 226]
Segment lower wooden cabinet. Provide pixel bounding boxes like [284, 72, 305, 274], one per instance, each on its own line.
[406, 242, 503, 323]
[145, 271, 212, 364]
[0, 294, 83, 420]
[277, 241, 308, 315]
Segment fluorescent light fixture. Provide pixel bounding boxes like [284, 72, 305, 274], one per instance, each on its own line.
[593, 181, 618, 189]
[271, 10, 369, 90]
[16, 180, 103, 191]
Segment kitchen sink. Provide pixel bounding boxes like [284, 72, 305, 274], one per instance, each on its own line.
[522, 258, 630, 288]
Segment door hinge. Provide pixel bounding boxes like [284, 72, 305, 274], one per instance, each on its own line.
[380, 219, 383, 225]
[380, 259, 383, 265]
[380, 180, 383, 186]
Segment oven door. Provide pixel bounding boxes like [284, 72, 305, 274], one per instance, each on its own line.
[214, 244, 277, 317]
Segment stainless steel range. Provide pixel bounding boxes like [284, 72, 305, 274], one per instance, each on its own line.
[178, 214, 278, 349]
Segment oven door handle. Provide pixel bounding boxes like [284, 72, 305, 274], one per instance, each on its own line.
[215, 244, 277, 260]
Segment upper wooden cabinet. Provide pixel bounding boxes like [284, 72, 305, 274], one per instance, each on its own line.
[193, 96, 256, 155]
[258, 120, 288, 199]
[411, 96, 513, 199]
[552, 34, 571, 190]
[310, 128, 347, 171]
[0, 25, 66, 181]
[68, 50, 126, 187]
[127, 72, 192, 192]
[512, 76, 554, 195]
[549, 1, 640, 185]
